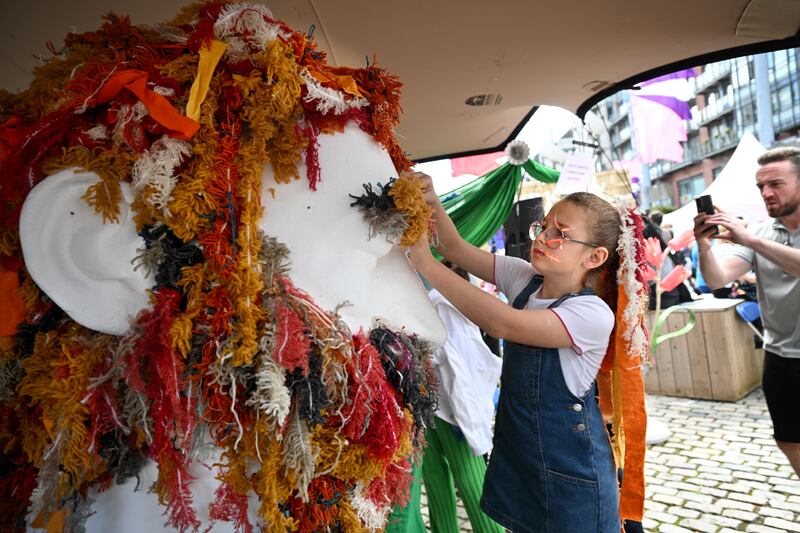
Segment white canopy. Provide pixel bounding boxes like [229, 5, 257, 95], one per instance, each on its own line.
[662, 132, 768, 236]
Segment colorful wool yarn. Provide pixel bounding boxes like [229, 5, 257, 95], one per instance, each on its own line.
[349, 174, 434, 247]
[0, 2, 436, 531]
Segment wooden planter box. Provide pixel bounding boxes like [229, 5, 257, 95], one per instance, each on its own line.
[644, 298, 763, 402]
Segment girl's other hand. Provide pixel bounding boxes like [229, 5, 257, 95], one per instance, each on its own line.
[405, 232, 435, 271]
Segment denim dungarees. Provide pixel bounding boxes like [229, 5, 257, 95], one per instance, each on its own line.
[480, 275, 620, 533]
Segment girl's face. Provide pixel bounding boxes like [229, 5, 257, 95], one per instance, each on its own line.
[529, 201, 599, 275]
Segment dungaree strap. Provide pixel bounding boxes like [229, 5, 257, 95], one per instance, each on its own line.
[511, 274, 597, 310]
[511, 275, 544, 310]
[547, 287, 596, 309]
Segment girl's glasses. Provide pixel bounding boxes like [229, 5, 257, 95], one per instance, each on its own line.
[529, 220, 599, 249]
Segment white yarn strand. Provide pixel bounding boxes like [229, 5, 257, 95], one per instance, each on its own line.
[349, 482, 389, 531]
[213, 3, 288, 61]
[615, 207, 648, 363]
[301, 70, 369, 115]
[131, 135, 192, 215]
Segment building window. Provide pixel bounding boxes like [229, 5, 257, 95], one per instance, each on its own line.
[678, 174, 706, 206]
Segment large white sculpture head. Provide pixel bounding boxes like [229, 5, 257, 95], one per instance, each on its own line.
[19, 125, 444, 343]
[2, 3, 444, 531]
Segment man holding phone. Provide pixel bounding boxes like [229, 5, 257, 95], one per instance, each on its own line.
[693, 146, 800, 478]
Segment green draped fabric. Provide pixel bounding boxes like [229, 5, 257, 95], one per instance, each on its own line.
[437, 158, 559, 253]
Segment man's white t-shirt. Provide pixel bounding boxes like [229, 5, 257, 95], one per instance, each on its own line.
[494, 255, 615, 398]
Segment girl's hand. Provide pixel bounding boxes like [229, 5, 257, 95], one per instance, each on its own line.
[405, 232, 435, 271]
[401, 171, 440, 207]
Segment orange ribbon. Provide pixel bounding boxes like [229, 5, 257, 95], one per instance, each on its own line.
[309, 69, 363, 98]
[93, 70, 199, 140]
[614, 287, 648, 522]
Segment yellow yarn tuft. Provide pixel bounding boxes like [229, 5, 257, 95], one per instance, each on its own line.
[335, 501, 370, 533]
[0, 228, 19, 257]
[389, 174, 434, 247]
[17, 324, 111, 487]
[170, 314, 194, 358]
[159, 55, 200, 88]
[19, 270, 41, 313]
[43, 145, 137, 223]
[253, 438, 297, 530]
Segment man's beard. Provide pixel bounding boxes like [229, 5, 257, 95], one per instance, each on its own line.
[766, 198, 800, 218]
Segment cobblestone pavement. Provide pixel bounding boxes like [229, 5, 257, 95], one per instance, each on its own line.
[420, 388, 799, 532]
[643, 389, 799, 532]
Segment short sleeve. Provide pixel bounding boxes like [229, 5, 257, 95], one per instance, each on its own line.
[550, 296, 614, 356]
[493, 255, 536, 304]
[717, 242, 754, 266]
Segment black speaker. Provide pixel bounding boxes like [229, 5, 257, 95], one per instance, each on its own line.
[503, 197, 543, 259]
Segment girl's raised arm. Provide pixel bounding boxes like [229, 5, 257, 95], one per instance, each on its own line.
[413, 172, 497, 283]
[407, 236, 573, 349]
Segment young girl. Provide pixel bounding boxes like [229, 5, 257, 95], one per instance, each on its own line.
[406, 174, 624, 533]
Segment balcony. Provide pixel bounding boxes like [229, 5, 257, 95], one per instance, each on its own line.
[693, 62, 733, 94]
[610, 137, 632, 155]
[774, 103, 800, 133]
[698, 105, 734, 127]
[606, 102, 630, 128]
[700, 133, 738, 158]
[650, 138, 703, 178]
[697, 93, 734, 126]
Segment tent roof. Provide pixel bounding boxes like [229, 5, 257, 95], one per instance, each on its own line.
[2, 0, 799, 161]
[662, 132, 768, 237]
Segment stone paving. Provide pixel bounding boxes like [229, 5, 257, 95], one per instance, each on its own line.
[420, 388, 800, 532]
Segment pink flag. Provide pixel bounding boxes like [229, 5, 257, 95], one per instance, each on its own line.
[667, 229, 695, 252]
[661, 265, 691, 292]
[644, 237, 666, 270]
[450, 151, 503, 177]
[630, 95, 687, 164]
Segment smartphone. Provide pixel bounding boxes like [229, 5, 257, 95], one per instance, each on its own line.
[695, 195, 718, 235]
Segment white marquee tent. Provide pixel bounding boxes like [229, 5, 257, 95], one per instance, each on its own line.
[662, 132, 769, 237]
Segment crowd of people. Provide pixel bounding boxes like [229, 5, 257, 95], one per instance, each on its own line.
[644, 208, 759, 307]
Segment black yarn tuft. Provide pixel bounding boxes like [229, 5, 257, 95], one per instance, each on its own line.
[369, 326, 438, 444]
[16, 304, 66, 356]
[139, 224, 204, 291]
[284, 348, 331, 427]
[349, 178, 397, 211]
[98, 432, 147, 488]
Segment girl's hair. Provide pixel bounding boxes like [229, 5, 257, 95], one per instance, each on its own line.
[560, 192, 622, 302]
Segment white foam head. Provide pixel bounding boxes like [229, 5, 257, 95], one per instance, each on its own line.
[19, 126, 445, 343]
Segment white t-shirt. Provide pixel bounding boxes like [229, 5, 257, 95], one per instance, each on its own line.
[493, 255, 615, 398]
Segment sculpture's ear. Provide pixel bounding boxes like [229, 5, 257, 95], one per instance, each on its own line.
[19, 168, 153, 335]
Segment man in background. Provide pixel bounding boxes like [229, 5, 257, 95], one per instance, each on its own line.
[693, 146, 800, 477]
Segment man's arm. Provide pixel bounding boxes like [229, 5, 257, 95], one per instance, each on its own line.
[745, 235, 800, 277]
[705, 211, 800, 278]
[697, 249, 751, 289]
